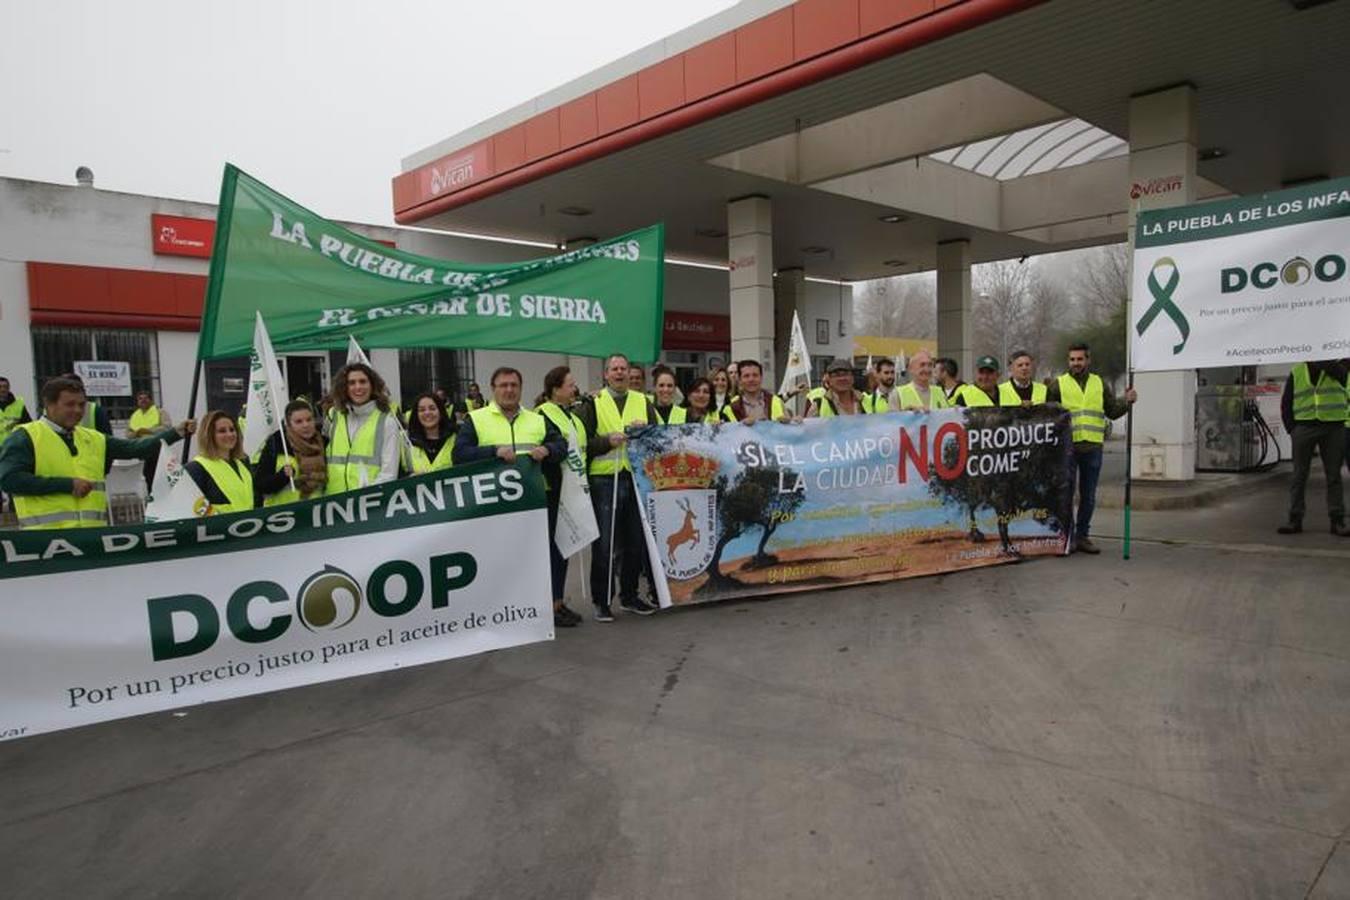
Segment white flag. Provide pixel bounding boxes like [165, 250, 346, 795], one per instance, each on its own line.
[144, 442, 209, 522]
[778, 311, 813, 398]
[346, 334, 371, 367]
[553, 424, 599, 558]
[242, 312, 286, 458]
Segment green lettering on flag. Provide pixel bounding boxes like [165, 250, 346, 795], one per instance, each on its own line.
[196, 165, 665, 361]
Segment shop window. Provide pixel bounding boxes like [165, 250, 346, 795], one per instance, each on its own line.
[31, 326, 161, 423]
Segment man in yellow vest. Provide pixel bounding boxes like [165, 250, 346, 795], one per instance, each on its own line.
[1043, 342, 1137, 553]
[807, 358, 871, 416]
[0, 375, 194, 529]
[577, 352, 660, 621]
[954, 356, 1001, 407]
[452, 366, 564, 469]
[1276, 358, 1348, 536]
[934, 357, 965, 404]
[890, 349, 948, 411]
[128, 389, 170, 491]
[454, 382, 485, 423]
[0, 375, 32, 518]
[865, 358, 896, 413]
[722, 359, 791, 423]
[999, 351, 1048, 406]
[61, 373, 112, 436]
[0, 376, 32, 441]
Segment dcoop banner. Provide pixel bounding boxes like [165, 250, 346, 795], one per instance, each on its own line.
[628, 408, 1073, 607]
[0, 463, 552, 742]
[197, 165, 665, 361]
[1132, 176, 1350, 371]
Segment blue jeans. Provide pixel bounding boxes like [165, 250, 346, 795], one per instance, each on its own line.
[1068, 446, 1103, 540]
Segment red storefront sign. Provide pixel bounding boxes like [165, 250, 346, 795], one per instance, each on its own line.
[663, 312, 730, 351]
[152, 213, 394, 258]
[152, 214, 215, 258]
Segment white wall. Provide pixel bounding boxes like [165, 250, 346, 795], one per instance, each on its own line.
[800, 279, 854, 361]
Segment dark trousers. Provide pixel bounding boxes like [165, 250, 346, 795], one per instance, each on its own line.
[589, 470, 645, 608]
[1068, 445, 1104, 540]
[142, 442, 161, 493]
[1289, 422, 1345, 523]
[545, 489, 569, 602]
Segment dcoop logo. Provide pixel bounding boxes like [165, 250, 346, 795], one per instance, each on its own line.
[1221, 254, 1348, 293]
[146, 554, 477, 661]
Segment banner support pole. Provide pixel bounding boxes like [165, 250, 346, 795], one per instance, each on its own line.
[1123, 368, 1135, 561]
[181, 358, 203, 465]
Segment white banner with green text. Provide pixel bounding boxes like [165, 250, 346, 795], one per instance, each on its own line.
[1131, 176, 1350, 371]
[0, 463, 552, 741]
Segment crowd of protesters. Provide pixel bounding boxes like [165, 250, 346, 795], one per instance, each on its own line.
[9, 345, 1348, 627]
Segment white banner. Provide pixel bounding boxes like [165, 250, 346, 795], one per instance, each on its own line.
[0, 464, 552, 741]
[1131, 177, 1350, 371]
[73, 361, 132, 397]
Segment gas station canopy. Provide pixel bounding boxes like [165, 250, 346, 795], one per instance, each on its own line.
[393, 0, 1350, 281]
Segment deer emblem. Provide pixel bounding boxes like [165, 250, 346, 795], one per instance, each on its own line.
[666, 497, 701, 564]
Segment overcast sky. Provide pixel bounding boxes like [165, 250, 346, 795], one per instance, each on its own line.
[0, 0, 738, 226]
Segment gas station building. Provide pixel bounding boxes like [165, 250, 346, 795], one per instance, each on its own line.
[393, 0, 1350, 481]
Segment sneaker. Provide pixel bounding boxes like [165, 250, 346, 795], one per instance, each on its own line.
[554, 610, 578, 628]
[1076, 537, 1101, 554]
[558, 604, 583, 624]
[620, 596, 658, 616]
[1276, 520, 1303, 535]
[593, 604, 615, 623]
[1332, 522, 1350, 537]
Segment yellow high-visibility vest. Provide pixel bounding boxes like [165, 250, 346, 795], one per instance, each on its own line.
[407, 438, 456, 474]
[264, 452, 301, 507]
[13, 422, 108, 529]
[1057, 373, 1107, 443]
[814, 391, 869, 417]
[591, 390, 649, 474]
[892, 383, 948, 411]
[958, 384, 998, 407]
[721, 393, 785, 423]
[998, 381, 1047, 406]
[325, 410, 391, 495]
[468, 403, 547, 451]
[654, 405, 687, 424]
[128, 405, 162, 434]
[0, 394, 27, 440]
[1291, 363, 1348, 423]
[193, 455, 254, 514]
[537, 402, 588, 460]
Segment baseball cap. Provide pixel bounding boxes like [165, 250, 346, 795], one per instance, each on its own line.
[976, 355, 1000, 371]
[826, 357, 854, 373]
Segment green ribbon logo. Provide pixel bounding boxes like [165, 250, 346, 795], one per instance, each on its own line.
[1136, 256, 1190, 354]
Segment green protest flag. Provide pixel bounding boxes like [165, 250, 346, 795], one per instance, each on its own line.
[197, 165, 665, 361]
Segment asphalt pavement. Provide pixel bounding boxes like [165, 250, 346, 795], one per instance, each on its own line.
[2, 467, 1348, 899]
